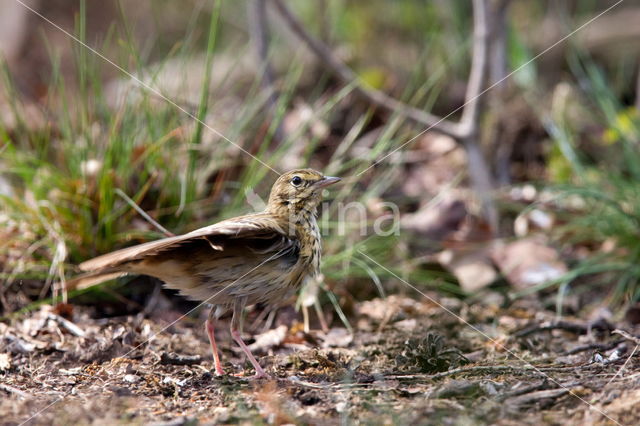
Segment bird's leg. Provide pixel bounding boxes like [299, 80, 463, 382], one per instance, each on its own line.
[205, 307, 224, 376]
[302, 304, 310, 333]
[231, 297, 269, 378]
[302, 300, 329, 333]
[314, 298, 330, 333]
[261, 308, 278, 333]
[249, 305, 278, 333]
[250, 304, 271, 332]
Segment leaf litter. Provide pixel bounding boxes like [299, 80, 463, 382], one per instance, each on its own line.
[1, 293, 640, 425]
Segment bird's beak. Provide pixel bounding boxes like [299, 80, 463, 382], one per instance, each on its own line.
[316, 176, 341, 188]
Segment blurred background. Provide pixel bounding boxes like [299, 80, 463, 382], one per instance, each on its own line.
[1, 0, 640, 323]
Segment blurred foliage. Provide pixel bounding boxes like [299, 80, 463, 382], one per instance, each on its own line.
[1, 0, 640, 314]
[1, 0, 466, 313]
[544, 57, 640, 305]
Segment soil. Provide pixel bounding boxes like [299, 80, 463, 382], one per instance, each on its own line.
[1, 293, 639, 425]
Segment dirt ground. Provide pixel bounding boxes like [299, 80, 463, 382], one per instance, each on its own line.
[2, 292, 640, 425]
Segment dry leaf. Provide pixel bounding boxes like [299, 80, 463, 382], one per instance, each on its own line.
[248, 325, 288, 352]
[402, 198, 467, 242]
[0, 353, 11, 371]
[321, 328, 353, 348]
[438, 249, 497, 292]
[491, 237, 567, 291]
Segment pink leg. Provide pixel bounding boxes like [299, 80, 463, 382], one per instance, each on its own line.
[232, 298, 270, 379]
[231, 329, 269, 378]
[205, 313, 225, 376]
[314, 299, 330, 333]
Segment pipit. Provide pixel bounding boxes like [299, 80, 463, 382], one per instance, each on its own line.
[67, 169, 340, 378]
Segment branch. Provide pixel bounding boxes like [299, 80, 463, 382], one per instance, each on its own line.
[270, 0, 496, 142]
[249, 0, 277, 107]
[249, 0, 283, 141]
[270, 0, 462, 139]
[636, 59, 640, 111]
[459, 0, 491, 137]
[0, 383, 31, 399]
[458, 0, 497, 231]
[488, 0, 511, 87]
[115, 189, 174, 237]
[271, 0, 498, 230]
[612, 329, 640, 345]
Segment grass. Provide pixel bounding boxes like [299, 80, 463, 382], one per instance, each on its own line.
[530, 54, 640, 306]
[3, 1, 636, 317]
[0, 1, 468, 314]
[4, 4, 639, 426]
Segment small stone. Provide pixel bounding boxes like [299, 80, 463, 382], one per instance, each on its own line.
[0, 353, 11, 371]
[124, 374, 141, 383]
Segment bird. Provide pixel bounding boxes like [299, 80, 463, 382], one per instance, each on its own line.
[66, 169, 341, 378]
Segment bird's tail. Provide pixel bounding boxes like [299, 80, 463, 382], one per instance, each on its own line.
[64, 269, 127, 291]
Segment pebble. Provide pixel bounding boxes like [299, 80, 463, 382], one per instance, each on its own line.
[124, 374, 141, 383]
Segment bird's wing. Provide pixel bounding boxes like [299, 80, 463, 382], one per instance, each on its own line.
[79, 213, 288, 272]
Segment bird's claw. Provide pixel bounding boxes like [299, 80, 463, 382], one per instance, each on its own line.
[252, 371, 272, 380]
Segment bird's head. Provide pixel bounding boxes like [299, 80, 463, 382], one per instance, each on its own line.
[267, 169, 341, 217]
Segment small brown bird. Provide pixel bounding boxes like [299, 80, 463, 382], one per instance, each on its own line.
[67, 169, 340, 378]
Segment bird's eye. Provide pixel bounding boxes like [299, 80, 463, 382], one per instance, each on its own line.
[291, 176, 303, 187]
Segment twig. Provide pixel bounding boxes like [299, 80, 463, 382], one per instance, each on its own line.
[459, 0, 497, 229]
[563, 341, 621, 355]
[612, 329, 640, 345]
[270, 0, 494, 142]
[287, 363, 593, 391]
[159, 352, 203, 366]
[47, 313, 85, 337]
[514, 320, 588, 338]
[487, 0, 512, 186]
[636, 58, 640, 111]
[0, 383, 31, 399]
[115, 188, 174, 237]
[604, 343, 639, 388]
[248, 0, 282, 140]
[270, 0, 461, 139]
[286, 376, 385, 390]
[386, 363, 594, 382]
[271, 0, 498, 229]
[497, 379, 550, 401]
[249, 0, 274, 89]
[459, 0, 490, 137]
[587, 329, 640, 410]
[513, 319, 613, 338]
[504, 388, 570, 408]
[386, 365, 547, 381]
[488, 0, 513, 87]
[430, 364, 544, 379]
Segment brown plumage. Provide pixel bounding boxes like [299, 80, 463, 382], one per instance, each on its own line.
[67, 169, 340, 378]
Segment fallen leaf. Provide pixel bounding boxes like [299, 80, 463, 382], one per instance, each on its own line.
[321, 328, 353, 348]
[394, 319, 417, 332]
[491, 237, 567, 290]
[0, 353, 11, 371]
[402, 198, 467, 243]
[249, 325, 288, 352]
[438, 248, 497, 292]
[603, 389, 640, 415]
[514, 208, 554, 237]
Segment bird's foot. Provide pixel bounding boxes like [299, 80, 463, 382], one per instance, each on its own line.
[230, 328, 272, 380]
[252, 369, 271, 380]
[231, 368, 271, 380]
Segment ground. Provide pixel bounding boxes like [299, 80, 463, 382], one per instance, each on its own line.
[2, 292, 639, 426]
